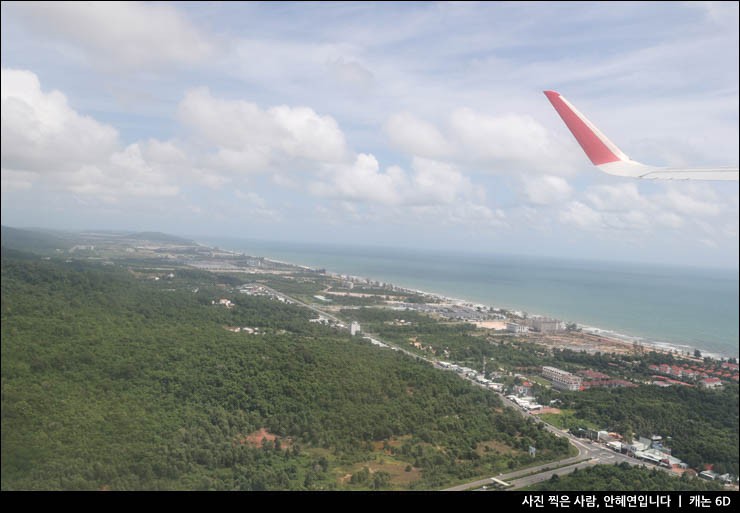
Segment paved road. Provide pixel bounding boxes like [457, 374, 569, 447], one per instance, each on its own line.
[253, 285, 668, 492]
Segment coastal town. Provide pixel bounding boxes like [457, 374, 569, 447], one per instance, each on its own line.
[5, 228, 738, 490]
[186, 239, 737, 488]
[54, 230, 740, 394]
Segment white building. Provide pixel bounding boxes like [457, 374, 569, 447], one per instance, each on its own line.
[542, 366, 583, 391]
[506, 322, 528, 333]
[216, 298, 234, 308]
[350, 322, 361, 336]
[527, 317, 565, 333]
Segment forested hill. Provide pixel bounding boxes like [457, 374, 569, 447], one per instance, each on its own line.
[1, 253, 571, 490]
[0, 226, 75, 253]
[0, 225, 195, 251]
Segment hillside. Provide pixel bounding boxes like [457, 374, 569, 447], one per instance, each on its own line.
[0, 226, 76, 254]
[0, 253, 571, 490]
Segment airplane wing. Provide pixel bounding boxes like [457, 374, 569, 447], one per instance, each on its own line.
[544, 90, 739, 181]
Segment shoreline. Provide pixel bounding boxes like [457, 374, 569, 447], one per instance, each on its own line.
[208, 242, 735, 362]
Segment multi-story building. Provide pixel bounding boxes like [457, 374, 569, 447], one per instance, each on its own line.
[542, 366, 582, 391]
[526, 316, 565, 333]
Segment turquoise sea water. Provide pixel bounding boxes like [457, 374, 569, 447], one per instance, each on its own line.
[199, 237, 739, 359]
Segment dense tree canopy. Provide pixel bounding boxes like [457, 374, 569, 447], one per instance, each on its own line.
[1, 253, 572, 490]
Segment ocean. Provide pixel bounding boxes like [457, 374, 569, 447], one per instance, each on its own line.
[198, 237, 739, 359]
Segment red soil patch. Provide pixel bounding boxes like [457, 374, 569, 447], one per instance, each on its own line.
[235, 427, 280, 447]
[531, 407, 561, 415]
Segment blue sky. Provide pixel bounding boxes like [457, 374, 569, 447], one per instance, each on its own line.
[1, 1, 738, 268]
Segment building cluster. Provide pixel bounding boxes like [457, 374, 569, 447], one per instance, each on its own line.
[239, 284, 294, 304]
[575, 431, 690, 471]
[399, 302, 495, 322]
[436, 362, 503, 392]
[698, 470, 736, 484]
[648, 362, 738, 388]
[538, 367, 637, 391]
[577, 370, 636, 390]
[329, 273, 395, 290]
[506, 394, 543, 411]
[213, 298, 235, 309]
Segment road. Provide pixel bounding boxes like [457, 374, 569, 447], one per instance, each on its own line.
[252, 284, 671, 492]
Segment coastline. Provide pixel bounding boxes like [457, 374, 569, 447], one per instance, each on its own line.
[207, 241, 733, 362]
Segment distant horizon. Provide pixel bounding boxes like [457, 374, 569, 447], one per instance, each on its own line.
[4, 222, 740, 272]
[195, 232, 740, 273]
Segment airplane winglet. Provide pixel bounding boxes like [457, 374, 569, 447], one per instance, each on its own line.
[544, 90, 739, 181]
[543, 90, 629, 166]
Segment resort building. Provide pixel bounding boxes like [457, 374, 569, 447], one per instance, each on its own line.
[526, 316, 565, 333]
[542, 366, 583, 391]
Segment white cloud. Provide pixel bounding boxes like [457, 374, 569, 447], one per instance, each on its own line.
[450, 108, 577, 174]
[234, 190, 281, 220]
[1, 169, 37, 193]
[413, 201, 508, 229]
[522, 175, 572, 205]
[384, 107, 580, 176]
[178, 88, 350, 173]
[584, 183, 644, 211]
[190, 168, 231, 190]
[559, 181, 732, 236]
[385, 112, 452, 159]
[328, 57, 375, 90]
[1, 68, 118, 174]
[13, 1, 213, 70]
[409, 157, 477, 205]
[206, 148, 271, 174]
[311, 153, 406, 205]
[62, 143, 179, 198]
[656, 187, 721, 217]
[1, 69, 181, 199]
[270, 105, 349, 162]
[311, 154, 478, 207]
[559, 201, 605, 231]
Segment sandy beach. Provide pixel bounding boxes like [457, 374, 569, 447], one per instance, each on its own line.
[216, 244, 731, 361]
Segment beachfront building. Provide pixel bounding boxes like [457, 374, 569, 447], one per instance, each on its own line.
[526, 316, 565, 333]
[542, 366, 583, 391]
[506, 322, 528, 333]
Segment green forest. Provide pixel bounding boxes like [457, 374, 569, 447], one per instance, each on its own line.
[1, 250, 572, 490]
[557, 385, 739, 475]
